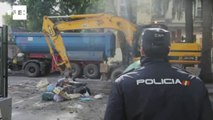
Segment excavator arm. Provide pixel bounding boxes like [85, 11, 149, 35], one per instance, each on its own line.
[42, 13, 137, 77]
[45, 13, 136, 45]
[42, 16, 72, 77]
[42, 13, 201, 78]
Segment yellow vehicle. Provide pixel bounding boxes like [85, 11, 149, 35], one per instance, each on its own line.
[133, 23, 201, 65]
[42, 13, 201, 78]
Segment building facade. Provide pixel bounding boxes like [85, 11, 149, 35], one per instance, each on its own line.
[136, 0, 204, 43]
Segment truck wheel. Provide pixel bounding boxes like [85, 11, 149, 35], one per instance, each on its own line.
[40, 65, 51, 76]
[110, 67, 124, 80]
[45, 66, 51, 75]
[83, 64, 99, 79]
[24, 63, 40, 77]
[42, 62, 51, 76]
[72, 63, 82, 78]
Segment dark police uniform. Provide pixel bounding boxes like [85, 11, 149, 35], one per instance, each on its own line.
[104, 28, 213, 120]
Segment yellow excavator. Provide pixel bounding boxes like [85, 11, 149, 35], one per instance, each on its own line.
[42, 13, 201, 78]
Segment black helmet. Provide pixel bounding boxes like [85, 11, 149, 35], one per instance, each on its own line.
[141, 28, 170, 58]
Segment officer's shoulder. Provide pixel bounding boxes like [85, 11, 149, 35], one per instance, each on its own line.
[171, 65, 201, 80]
[115, 66, 145, 83]
[122, 66, 145, 75]
[171, 65, 190, 74]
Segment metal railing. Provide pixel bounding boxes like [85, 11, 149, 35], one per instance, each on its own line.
[0, 25, 8, 97]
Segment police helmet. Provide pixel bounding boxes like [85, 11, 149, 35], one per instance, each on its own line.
[141, 28, 170, 58]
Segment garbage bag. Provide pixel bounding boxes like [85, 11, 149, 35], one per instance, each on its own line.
[53, 94, 65, 102]
[62, 85, 91, 95]
[42, 92, 54, 101]
[47, 84, 55, 92]
[56, 78, 69, 87]
[36, 78, 49, 89]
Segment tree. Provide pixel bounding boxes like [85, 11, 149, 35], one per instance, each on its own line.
[2, 0, 105, 31]
[0, 0, 15, 4]
[200, 0, 213, 82]
[55, 0, 105, 15]
[86, 0, 105, 13]
[185, 0, 194, 43]
[154, 0, 213, 82]
[25, 0, 56, 31]
[152, 0, 194, 42]
[152, 0, 184, 20]
[2, 13, 25, 30]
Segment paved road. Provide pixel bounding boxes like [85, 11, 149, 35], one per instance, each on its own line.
[8, 73, 213, 120]
[8, 73, 111, 120]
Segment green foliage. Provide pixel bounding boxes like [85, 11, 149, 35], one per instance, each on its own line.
[2, 13, 26, 30]
[3, 0, 105, 32]
[86, 0, 106, 13]
[56, 0, 105, 15]
[2, 14, 13, 26]
[25, 0, 55, 31]
[0, 0, 16, 4]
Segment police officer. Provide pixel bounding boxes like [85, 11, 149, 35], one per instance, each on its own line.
[104, 28, 213, 120]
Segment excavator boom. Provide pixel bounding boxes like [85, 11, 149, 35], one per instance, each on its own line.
[42, 13, 201, 78]
[47, 14, 136, 45]
[42, 13, 136, 77]
[42, 16, 72, 77]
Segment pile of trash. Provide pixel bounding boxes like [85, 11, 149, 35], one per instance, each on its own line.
[37, 78, 93, 102]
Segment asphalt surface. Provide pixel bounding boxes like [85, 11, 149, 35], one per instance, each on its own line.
[8, 72, 213, 120]
[8, 73, 110, 120]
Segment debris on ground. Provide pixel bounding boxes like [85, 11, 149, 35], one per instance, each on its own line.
[53, 94, 64, 102]
[41, 77, 91, 102]
[46, 84, 55, 92]
[94, 93, 104, 99]
[80, 97, 94, 102]
[42, 92, 54, 101]
[8, 75, 213, 120]
[36, 78, 49, 89]
[9, 75, 111, 120]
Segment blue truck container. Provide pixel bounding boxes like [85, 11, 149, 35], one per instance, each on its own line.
[13, 32, 116, 61]
[9, 32, 116, 78]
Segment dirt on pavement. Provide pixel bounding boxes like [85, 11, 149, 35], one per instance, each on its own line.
[8, 73, 213, 120]
[8, 74, 110, 120]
